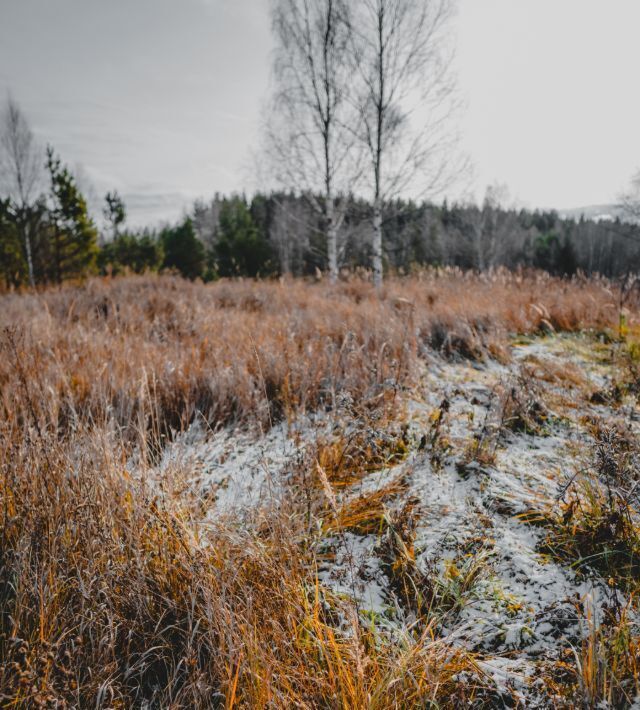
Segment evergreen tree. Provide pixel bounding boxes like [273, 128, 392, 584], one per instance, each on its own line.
[557, 236, 578, 276]
[533, 232, 559, 273]
[215, 196, 273, 277]
[45, 147, 98, 283]
[160, 218, 205, 280]
[98, 231, 163, 275]
[103, 191, 126, 239]
[0, 197, 27, 287]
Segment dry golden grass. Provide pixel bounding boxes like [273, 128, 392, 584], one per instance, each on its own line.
[531, 419, 640, 707]
[539, 421, 640, 586]
[0, 269, 625, 444]
[2, 426, 499, 708]
[551, 599, 640, 708]
[315, 428, 409, 490]
[0, 270, 635, 707]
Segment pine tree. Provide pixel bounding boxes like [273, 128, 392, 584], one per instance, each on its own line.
[557, 236, 578, 277]
[46, 147, 98, 283]
[160, 218, 205, 280]
[215, 196, 273, 277]
[103, 191, 126, 240]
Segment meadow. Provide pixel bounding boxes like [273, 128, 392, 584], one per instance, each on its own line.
[1, 270, 640, 708]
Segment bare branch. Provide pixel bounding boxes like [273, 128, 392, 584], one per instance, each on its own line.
[0, 95, 44, 287]
[348, 0, 466, 287]
[263, 0, 365, 281]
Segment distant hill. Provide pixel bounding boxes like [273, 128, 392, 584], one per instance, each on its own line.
[559, 203, 638, 224]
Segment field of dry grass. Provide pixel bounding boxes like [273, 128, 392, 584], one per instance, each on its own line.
[1, 269, 640, 708]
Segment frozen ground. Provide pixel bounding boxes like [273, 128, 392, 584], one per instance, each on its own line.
[154, 333, 640, 706]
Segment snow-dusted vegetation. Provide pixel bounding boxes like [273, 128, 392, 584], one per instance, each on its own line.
[2, 270, 640, 707]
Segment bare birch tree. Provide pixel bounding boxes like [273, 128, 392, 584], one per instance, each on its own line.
[266, 0, 361, 281]
[464, 183, 513, 270]
[0, 96, 43, 287]
[349, 0, 463, 287]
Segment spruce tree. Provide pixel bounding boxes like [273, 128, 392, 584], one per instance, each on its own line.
[46, 147, 98, 283]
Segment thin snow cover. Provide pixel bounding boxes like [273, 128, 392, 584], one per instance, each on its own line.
[157, 415, 315, 515]
[151, 333, 638, 704]
[317, 532, 390, 615]
[310, 336, 636, 701]
[512, 333, 612, 390]
[405, 343, 617, 654]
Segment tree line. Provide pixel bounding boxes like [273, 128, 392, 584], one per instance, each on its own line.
[3, 0, 640, 290]
[1, 92, 640, 287]
[189, 190, 640, 279]
[3, 140, 640, 287]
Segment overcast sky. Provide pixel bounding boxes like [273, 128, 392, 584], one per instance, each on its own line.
[1, 0, 639, 225]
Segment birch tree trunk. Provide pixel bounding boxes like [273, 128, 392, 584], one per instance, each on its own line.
[326, 196, 338, 282]
[23, 221, 35, 287]
[372, 198, 383, 288]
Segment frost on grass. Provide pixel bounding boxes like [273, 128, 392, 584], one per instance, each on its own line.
[157, 417, 315, 515]
[153, 332, 640, 706]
